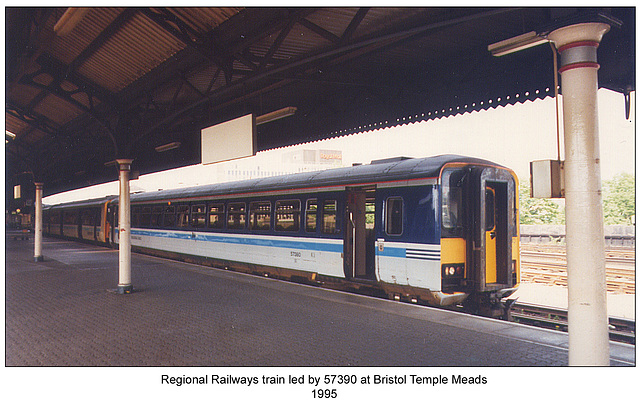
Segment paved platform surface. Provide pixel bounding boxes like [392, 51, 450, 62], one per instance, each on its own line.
[5, 236, 635, 366]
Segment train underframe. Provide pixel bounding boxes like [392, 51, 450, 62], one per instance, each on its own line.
[129, 243, 517, 320]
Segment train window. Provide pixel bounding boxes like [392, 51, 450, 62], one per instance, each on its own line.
[163, 205, 176, 227]
[140, 206, 152, 227]
[190, 204, 206, 228]
[176, 205, 190, 227]
[227, 203, 246, 229]
[305, 199, 318, 232]
[208, 203, 225, 229]
[96, 209, 102, 226]
[385, 197, 403, 235]
[275, 200, 300, 232]
[81, 209, 95, 226]
[150, 206, 163, 227]
[485, 189, 495, 231]
[64, 210, 78, 225]
[366, 200, 375, 230]
[442, 186, 462, 229]
[249, 201, 271, 231]
[131, 207, 141, 227]
[322, 200, 337, 234]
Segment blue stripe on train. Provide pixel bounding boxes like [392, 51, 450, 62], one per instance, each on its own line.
[130, 229, 441, 260]
[131, 228, 343, 253]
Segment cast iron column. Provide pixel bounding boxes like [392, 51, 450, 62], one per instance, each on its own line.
[548, 22, 611, 366]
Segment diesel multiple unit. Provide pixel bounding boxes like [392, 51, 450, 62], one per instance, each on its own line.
[43, 155, 520, 317]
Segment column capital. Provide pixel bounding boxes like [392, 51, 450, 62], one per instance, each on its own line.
[34, 182, 44, 189]
[549, 23, 610, 74]
[116, 159, 134, 171]
[548, 22, 610, 49]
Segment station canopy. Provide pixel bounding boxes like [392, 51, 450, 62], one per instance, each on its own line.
[5, 7, 635, 196]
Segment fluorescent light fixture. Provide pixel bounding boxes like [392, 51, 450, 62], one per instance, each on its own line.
[155, 142, 181, 152]
[6, 130, 16, 139]
[256, 107, 297, 125]
[488, 31, 549, 56]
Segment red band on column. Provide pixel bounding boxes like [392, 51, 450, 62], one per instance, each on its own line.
[558, 41, 599, 53]
[558, 62, 600, 73]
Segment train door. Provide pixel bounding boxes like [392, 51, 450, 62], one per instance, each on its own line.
[344, 187, 376, 280]
[467, 169, 514, 291]
[484, 187, 497, 284]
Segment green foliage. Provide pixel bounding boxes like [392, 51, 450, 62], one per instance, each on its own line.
[518, 181, 565, 225]
[518, 173, 635, 225]
[602, 173, 635, 225]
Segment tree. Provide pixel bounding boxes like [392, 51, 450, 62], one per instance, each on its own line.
[602, 173, 635, 225]
[518, 181, 565, 225]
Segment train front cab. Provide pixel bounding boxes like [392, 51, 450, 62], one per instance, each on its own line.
[440, 163, 520, 318]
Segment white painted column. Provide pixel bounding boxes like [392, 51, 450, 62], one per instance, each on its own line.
[548, 23, 610, 366]
[34, 182, 44, 262]
[117, 159, 134, 294]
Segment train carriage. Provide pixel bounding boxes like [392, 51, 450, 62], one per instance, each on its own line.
[43, 197, 115, 244]
[45, 155, 520, 317]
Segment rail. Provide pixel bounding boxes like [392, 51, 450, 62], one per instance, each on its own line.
[520, 244, 635, 294]
[511, 302, 635, 345]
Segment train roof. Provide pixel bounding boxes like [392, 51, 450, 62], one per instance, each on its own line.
[44, 195, 118, 210]
[127, 154, 500, 203]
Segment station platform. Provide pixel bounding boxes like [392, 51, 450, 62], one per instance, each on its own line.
[5, 236, 635, 367]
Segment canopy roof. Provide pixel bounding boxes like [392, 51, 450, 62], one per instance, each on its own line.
[6, 7, 634, 197]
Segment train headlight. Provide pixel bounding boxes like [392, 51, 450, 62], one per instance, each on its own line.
[442, 264, 464, 278]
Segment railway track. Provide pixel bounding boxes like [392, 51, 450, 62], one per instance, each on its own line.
[515, 244, 635, 344]
[520, 244, 635, 294]
[511, 302, 636, 345]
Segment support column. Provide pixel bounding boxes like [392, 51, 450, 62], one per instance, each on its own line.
[117, 159, 134, 294]
[548, 23, 610, 366]
[34, 182, 44, 262]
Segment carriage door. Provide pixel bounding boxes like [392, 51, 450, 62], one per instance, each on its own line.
[469, 168, 512, 290]
[484, 186, 497, 284]
[344, 187, 376, 280]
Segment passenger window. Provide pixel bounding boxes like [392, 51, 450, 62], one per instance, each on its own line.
[190, 204, 206, 228]
[227, 203, 246, 230]
[163, 205, 176, 227]
[176, 205, 189, 227]
[275, 200, 300, 231]
[305, 199, 317, 232]
[208, 203, 225, 229]
[385, 197, 403, 235]
[131, 207, 140, 227]
[250, 201, 271, 231]
[81, 209, 95, 226]
[140, 206, 152, 227]
[150, 206, 163, 227]
[321, 200, 337, 234]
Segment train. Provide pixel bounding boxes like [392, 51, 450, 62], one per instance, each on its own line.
[43, 155, 520, 318]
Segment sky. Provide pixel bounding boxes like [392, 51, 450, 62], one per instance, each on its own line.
[42, 88, 635, 205]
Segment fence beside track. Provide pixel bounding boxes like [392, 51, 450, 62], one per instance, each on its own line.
[520, 225, 635, 248]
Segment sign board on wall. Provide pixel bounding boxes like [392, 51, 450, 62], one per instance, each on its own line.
[201, 114, 256, 165]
